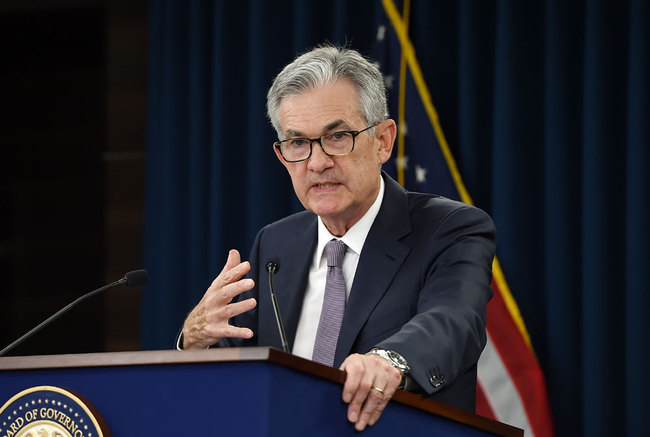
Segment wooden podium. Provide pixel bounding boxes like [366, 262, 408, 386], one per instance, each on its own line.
[0, 347, 522, 436]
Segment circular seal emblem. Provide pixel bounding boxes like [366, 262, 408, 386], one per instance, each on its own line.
[0, 386, 108, 437]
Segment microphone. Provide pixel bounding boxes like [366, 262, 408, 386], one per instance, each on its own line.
[0, 269, 149, 357]
[265, 258, 289, 353]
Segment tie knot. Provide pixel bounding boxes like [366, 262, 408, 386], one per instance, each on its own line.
[325, 239, 346, 268]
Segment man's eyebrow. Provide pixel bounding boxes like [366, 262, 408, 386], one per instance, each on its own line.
[284, 120, 350, 138]
[324, 120, 347, 131]
[285, 129, 305, 138]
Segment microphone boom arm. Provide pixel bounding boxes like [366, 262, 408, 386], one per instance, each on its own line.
[0, 270, 147, 357]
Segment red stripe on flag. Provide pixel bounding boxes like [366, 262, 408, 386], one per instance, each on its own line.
[487, 279, 555, 437]
[476, 381, 498, 419]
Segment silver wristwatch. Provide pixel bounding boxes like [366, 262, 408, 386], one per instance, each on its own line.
[366, 348, 410, 377]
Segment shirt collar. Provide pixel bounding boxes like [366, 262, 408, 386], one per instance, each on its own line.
[315, 176, 385, 265]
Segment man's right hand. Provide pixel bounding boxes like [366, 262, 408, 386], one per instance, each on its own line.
[181, 249, 257, 349]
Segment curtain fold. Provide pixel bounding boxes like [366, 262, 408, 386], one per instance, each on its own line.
[581, 1, 631, 433]
[143, 1, 649, 435]
[624, 0, 650, 434]
[543, 1, 584, 433]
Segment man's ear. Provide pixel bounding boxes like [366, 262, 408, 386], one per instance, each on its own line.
[273, 144, 288, 168]
[376, 119, 397, 164]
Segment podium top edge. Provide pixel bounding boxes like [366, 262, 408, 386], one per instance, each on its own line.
[0, 347, 302, 371]
[0, 347, 346, 389]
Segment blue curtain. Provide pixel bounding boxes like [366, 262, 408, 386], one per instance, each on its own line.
[143, 1, 649, 435]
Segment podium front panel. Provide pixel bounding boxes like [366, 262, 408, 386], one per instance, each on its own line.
[0, 349, 518, 436]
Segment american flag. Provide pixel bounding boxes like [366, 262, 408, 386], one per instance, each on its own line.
[373, 1, 554, 435]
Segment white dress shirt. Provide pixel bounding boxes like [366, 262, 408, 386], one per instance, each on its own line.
[292, 177, 385, 360]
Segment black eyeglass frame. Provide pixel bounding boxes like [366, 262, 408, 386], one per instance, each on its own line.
[273, 124, 377, 163]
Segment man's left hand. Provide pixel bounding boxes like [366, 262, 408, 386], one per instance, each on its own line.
[339, 353, 402, 431]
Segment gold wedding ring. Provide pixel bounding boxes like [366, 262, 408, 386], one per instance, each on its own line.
[372, 386, 384, 394]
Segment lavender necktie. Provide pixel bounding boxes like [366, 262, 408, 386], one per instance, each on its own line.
[312, 239, 347, 366]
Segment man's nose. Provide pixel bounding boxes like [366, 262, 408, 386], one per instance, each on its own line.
[307, 141, 334, 171]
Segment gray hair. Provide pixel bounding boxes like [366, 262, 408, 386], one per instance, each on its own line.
[266, 45, 389, 138]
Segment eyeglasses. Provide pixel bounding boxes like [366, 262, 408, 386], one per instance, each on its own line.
[274, 124, 377, 163]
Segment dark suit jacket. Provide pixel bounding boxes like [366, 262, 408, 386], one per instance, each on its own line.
[219, 173, 496, 412]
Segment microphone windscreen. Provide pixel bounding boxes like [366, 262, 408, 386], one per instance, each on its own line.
[124, 269, 149, 286]
[266, 257, 281, 274]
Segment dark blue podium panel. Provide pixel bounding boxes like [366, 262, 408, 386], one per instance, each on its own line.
[0, 349, 519, 436]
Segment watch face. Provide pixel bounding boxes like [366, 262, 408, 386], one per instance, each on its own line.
[387, 351, 409, 370]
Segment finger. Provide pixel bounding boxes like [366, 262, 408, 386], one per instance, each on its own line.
[207, 251, 250, 294]
[200, 286, 257, 332]
[222, 249, 241, 273]
[188, 298, 257, 344]
[340, 355, 363, 404]
[221, 297, 257, 321]
[346, 369, 374, 426]
[212, 261, 251, 292]
[365, 361, 401, 427]
[210, 323, 255, 340]
[348, 354, 402, 430]
[366, 383, 397, 427]
[216, 277, 255, 304]
[211, 250, 242, 291]
[367, 393, 395, 426]
[356, 385, 389, 431]
[213, 296, 257, 339]
[183, 278, 253, 348]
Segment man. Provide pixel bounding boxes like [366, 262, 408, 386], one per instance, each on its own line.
[180, 45, 496, 431]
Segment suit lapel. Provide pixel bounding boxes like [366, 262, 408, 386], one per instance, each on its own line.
[334, 175, 412, 365]
[274, 216, 317, 349]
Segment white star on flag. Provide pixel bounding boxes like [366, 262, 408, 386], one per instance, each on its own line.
[376, 25, 386, 41]
[399, 120, 408, 136]
[396, 155, 409, 170]
[384, 75, 394, 89]
[415, 165, 428, 183]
